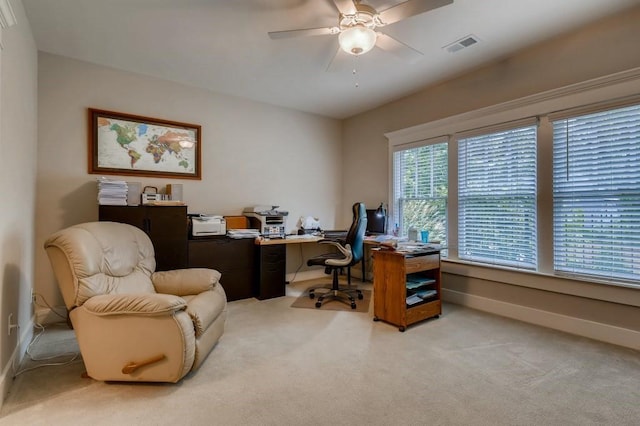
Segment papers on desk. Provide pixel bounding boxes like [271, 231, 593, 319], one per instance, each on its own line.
[366, 234, 397, 243]
[227, 229, 260, 239]
[285, 234, 318, 240]
[396, 242, 441, 253]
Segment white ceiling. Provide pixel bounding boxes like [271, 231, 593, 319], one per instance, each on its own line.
[21, 0, 640, 119]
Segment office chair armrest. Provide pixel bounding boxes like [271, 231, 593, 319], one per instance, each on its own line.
[320, 242, 353, 266]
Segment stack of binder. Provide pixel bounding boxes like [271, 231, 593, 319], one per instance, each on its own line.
[227, 229, 260, 239]
[97, 177, 128, 205]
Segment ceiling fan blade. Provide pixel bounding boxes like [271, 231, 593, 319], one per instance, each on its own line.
[378, 0, 453, 26]
[375, 32, 423, 62]
[332, 0, 357, 15]
[268, 26, 338, 40]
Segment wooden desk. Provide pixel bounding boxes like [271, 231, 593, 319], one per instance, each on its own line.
[256, 236, 323, 245]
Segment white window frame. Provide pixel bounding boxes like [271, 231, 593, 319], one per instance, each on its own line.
[391, 136, 449, 247]
[549, 100, 640, 284]
[386, 68, 640, 299]
[455, 119, 538, 269]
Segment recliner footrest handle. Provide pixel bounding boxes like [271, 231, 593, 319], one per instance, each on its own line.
[122, 354, 166, 374]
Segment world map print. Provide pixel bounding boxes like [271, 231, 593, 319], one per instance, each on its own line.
[96, 116, 197, 175]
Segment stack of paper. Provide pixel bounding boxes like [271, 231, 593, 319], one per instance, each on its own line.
[227, 229, 260, 239]
[97, 177, 128, 205]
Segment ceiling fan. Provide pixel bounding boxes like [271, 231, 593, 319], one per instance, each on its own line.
[268, 0, 453, 65]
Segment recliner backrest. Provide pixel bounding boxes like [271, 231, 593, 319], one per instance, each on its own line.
[345, 202, 367, 265]
[44, 221, 157, 309]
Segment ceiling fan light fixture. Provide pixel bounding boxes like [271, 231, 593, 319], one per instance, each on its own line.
[338, 24, 376, 56]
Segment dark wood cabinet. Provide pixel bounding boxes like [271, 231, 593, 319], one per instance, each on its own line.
[255, 244, 286, 300]
[188, 237, 254, 301]
[99, 205, 279, 302]
[98, 205, 188, 271]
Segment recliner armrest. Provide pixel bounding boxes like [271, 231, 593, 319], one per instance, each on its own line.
[82, 293, 187, 316]
[152, 268, 222, 296]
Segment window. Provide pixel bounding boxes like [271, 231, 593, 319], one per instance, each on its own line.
[392, 141, 448, 246]
[552, 103, 640, 283]
[457, 124, 538, 268]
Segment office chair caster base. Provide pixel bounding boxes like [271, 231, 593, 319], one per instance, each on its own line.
[309, 292, 315, 299]
[350, 302, 356, 309]
[315, 301, 322, 308]
[357, 292, 364, 300]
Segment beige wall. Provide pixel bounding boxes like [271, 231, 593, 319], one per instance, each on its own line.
[35, 52, 343, 310]
[0, 0, 37, 400]
[343, 5, 640, 347]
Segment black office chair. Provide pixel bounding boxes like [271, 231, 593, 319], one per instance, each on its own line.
[306, 202, 367, 309]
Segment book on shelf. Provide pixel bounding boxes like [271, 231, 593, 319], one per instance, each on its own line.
[415, 289, 437, 299]
[406, 289, 438, 306]
[406, 294, 423, 306]
[405, 274, 436, 289]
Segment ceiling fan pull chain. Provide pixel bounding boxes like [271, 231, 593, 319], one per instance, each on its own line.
[353, 55, 360, 88]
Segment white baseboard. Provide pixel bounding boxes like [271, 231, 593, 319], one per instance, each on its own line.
[442, 289, 640, 351]
[0, 314, 35, 411]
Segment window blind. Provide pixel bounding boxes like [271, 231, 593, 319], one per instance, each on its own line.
[552, 103, 640, 282]
[392, 140, 448, 245]
[458, 125, 537, 268]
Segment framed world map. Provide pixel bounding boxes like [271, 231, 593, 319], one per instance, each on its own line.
[88, 108, 201, 180]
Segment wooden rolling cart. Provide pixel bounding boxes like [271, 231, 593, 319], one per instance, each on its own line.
[372, 248, 441, 331]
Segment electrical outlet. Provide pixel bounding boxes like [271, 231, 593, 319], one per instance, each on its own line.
[7, 313, 17, 336]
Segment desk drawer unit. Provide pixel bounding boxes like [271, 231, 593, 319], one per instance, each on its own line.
[405, 254, 439, 273]
[188, 237, 254, 301]
[255, 244, 286, 300]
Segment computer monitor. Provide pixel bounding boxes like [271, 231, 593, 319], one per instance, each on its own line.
[366, 209, 386, 235]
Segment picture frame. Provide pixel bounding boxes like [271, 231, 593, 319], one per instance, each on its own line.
[88, 108, 202, 180]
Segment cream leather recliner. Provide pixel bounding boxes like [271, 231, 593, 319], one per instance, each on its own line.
[44, 221, 226, 383]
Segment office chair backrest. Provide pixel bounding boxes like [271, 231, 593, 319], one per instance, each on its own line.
[345, 202, 367, 265]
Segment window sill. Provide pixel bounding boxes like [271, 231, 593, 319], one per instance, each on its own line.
[441, 258, 640, 308]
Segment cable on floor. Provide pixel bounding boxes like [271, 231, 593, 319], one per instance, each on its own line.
[287, 243, 306, 284]
[13, 293, 80, 378]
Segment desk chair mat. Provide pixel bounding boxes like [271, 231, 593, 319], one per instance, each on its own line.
[290, 287, 371, 313]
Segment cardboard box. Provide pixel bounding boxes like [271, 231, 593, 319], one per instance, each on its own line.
[224, 216, 249, 229]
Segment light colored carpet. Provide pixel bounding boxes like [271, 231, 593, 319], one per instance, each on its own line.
[1, 280, 639, 426]
[290, 280, 371, 313]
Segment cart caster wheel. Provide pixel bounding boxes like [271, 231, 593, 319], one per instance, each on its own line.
[315, 302, 322, 308]
[373, 317, 380, 322]
[357, 293, 364, 300]
[434, 314, 440, 318]
[350, 303, 356, 309]
[399, 327, 406, 332]
[309, 293, 315, 299]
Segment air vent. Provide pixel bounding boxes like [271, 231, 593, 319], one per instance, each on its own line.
[443, 35, 479, 53]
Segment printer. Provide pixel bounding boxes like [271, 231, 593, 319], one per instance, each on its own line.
[191, 214, 226, 237]
[243, 205, 288, 238]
